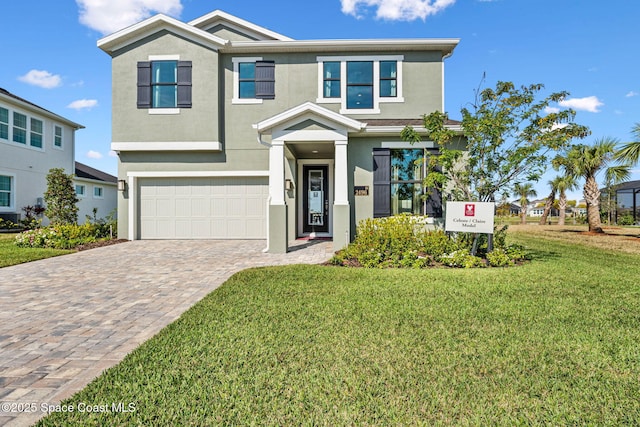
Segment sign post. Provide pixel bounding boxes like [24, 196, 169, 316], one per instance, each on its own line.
[445, 201, 495, 251]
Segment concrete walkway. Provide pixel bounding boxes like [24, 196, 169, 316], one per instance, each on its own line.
[0, 239, 333, 427]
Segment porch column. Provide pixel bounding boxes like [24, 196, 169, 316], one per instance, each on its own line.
[333, 139, 350, 250]
[268, 140, 288, 253]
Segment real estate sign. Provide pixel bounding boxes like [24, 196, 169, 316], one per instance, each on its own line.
[445, 202, 495, 234]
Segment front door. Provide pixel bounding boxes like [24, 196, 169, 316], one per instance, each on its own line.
[302, 165, 329, 233]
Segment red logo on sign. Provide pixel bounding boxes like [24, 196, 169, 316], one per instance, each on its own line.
[465, 204, 475, 216]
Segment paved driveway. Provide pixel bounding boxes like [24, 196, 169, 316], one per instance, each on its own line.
[0, 239, 332, 427]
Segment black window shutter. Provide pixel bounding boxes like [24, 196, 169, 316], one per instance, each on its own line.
[255, 60, 275, 99]
[137, 62, 151, 109]
[177, 61, 192, 108]
[425, 149, 443, 218]
[373, 148, 391, 218]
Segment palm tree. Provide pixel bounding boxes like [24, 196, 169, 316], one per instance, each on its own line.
[538, 179, 557, 225]
[615, 123, 640, 165]
[553, 175, 578, 226]
[561, 138, 631, 233]
[513, 182, 537, 224]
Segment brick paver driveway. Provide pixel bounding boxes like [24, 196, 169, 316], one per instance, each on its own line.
[0, 239, 332, 427]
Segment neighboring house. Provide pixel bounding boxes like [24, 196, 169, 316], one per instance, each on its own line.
[528, 199, 558, 217]
[0, 87, 116, 225]
[98, 10, 462, 252]
[75, 161, 117, 222]
[0, 88, 82, 224]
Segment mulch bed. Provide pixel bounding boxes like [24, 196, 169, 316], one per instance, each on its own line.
[76, 239, 129, 251]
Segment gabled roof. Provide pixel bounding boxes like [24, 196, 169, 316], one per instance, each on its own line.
[0, 88, 84, 130]
[98, 10, 458, 58]
[75, 162, 117, 184]
[253, 102, 366, 134]
[189, 10, 293, 41]
[98, 14, 228, 55]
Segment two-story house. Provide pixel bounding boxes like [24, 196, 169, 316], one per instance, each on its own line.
[98, 10, 461, 252]
[0, 88, 116, 226]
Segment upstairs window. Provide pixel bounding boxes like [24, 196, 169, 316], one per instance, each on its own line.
[94, 186, 103, 198]
[322, 62, 341, 98]
[137, 59, 192, 110]
[13, 112, 27, 144]
[30, 118, 43, 148]
[233, 58, 275, 104]
[0, 107, 8, 140]
[346, 61, 374, 110]
[75, 184, 86, 197]
[317, 55, 404, 114]
[54, 125, 63, 148]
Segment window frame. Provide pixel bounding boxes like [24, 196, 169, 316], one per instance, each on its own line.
[0, 173, 15, 211]
[151, 60, 178, 109]
[30, 117, 43, 148]
[390, 149, 425, 216]
[13, 112, 27, 144]
[232, 57, 276, 104]
[316, 55, 404, 114]
[0, 107, 8, 141]
[75, 184, 86, 198]
[54, 125, 63, 149]
[137, 55, 191, 114]
[93, 186, 104, 199]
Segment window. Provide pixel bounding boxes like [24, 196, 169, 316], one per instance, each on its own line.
[30, 118, 43, 148]
[93, 186, 103, 198]
[0, 175, 12, 208]
[0, 107, 8, 140]
[322, 62, 341, 98]
[137, 59, 192, 110]
[232, 58, 275, 103]
[391, 149, 424, 215]
[380, 61, 397, 98]
[317, 55, 403, 113]
[13, 112, 27, 144]
[75, 184, 85, 197]
[238, 62, 256, 99]
[347, 61, 374, 110]
[373, 148, 442, 218]
[54, 125, 62, 148]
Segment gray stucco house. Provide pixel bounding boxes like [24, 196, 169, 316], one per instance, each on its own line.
[98, 10, 460, 252]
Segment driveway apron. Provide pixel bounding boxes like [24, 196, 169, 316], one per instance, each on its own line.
[0, 239, 332, 427]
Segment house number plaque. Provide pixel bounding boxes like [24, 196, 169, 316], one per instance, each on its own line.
[354, 186, 369, 196]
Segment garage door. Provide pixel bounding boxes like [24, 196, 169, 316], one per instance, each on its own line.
[139, 177, 268, 239]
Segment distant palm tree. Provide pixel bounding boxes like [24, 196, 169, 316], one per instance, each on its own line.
[538, 179, 557, 225]
[513, 183, 537, 224]
[553, 175, 578, 226]
[561, 138, 631, 233]
[615, 123, 640, 165]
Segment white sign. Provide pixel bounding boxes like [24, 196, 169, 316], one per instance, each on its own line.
[445, 201, 495, 234]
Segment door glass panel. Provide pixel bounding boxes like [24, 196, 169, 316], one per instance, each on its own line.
[308, 170, 324, 226]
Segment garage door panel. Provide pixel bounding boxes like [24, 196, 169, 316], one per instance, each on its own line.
[139, 177, 267, 239]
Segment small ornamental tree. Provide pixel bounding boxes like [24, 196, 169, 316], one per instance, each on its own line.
[401, 81, 591, 203]
[44, 168, 79, 225]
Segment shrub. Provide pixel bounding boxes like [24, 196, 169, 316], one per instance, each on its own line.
[486, 248, 514, 267]
[438, 250, 485, 268]
[618, 214, 634, 226]
[14, 221, 115, 249]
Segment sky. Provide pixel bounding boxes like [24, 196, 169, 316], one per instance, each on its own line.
[1, 0, 639, 201]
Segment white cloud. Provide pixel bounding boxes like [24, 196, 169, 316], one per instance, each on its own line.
[626, 91, 638, 98]
[86, 150, 103, 159]
[558, 96, 604, 113]
[67, 99, 98, 111]
[76, 0, 183, 35]
[544, 106, 560, 114]
[108, 150, 118, 157]
[341, 0, 456, 21]
[18, 70, 62, 89]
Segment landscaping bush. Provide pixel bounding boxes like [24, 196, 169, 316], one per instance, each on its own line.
[618, 214, 635, 226]
[330, 215, 529, 269]
[14, 217, 117, 249]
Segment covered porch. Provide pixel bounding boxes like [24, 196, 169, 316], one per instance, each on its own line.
[253, 102, 366, 253]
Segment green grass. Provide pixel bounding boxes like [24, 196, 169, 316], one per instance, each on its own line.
[0, 233, 73, 268]
[37, 234, 640, 426]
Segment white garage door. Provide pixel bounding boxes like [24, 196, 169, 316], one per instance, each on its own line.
[139, 177, 268, 239]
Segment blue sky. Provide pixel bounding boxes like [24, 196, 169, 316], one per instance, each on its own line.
[2, 0, 639, 201]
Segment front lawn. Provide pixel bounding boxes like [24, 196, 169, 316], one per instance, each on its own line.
[0, 233, 73, 268]
[37, 230, 640, 425]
